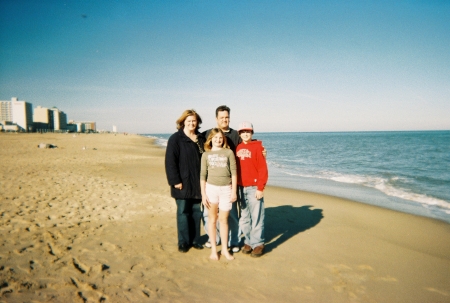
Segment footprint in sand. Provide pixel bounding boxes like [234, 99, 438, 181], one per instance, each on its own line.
[71, 277, 107, 302]
[292, 285, 314, 292]
[244, 286, 267, 300]
[357, 264, 374, 271]
[72, 257, 89, 274]
[99, 241, 120, 252]
[375, 275, 398, 282]
[327, 264, 378, 299]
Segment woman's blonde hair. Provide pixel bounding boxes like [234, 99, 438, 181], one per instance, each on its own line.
[176, 109, 202, 130]
[204, 128, 229, 151]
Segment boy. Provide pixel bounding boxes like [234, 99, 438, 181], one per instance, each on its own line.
[236, 121, 268, 257]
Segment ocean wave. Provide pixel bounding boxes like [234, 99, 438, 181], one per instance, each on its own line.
[281, 170, 450, 211]
[142, 135, 168, 147]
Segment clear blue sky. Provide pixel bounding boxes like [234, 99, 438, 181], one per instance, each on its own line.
[1, 1, 449, 133]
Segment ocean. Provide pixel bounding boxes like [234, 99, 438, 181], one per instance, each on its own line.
[143, 131, 450, 224]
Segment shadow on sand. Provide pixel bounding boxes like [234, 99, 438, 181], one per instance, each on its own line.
[264, 205, 323, 254]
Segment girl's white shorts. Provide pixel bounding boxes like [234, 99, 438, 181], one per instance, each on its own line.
[205, 183, 232, 211]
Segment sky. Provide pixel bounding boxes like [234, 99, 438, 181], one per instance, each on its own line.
[1, 0, 449, 134]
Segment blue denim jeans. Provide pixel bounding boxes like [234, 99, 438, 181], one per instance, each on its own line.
[176, 199, 202, 246]
[203, 201, 240, 246]
[238, 186, 265, 248]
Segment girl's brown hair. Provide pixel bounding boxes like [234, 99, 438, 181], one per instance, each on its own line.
[176, 109, 202, 130]
[204, 128, 229, 151]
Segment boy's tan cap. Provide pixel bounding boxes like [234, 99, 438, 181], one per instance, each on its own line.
[238, 121, 253, 132]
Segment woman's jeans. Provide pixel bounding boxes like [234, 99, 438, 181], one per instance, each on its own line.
[238, 186, 265, 248]
[176, 199, 202, 246]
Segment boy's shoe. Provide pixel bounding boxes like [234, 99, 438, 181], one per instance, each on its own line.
[242, 244, 252, 254]
[250, 245, 264, 258]
[204, 241, 212, 248]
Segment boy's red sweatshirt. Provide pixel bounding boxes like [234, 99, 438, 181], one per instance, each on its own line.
[236, 140, 268, 191]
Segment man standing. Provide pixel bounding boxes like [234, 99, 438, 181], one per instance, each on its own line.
[203, 105, 241, 252]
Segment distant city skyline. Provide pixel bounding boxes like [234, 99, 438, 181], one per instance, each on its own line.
[0, 97, 97, 133]
[1, 1, 449, 134]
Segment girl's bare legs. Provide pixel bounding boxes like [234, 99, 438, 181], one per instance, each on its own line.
[208, 204, 219, 260]
[219, 210, 234, 260]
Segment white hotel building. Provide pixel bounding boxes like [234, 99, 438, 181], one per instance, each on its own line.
[0, 97, 33, 132]
[67, 120, 96, 133]
[33, 106, 68, 132]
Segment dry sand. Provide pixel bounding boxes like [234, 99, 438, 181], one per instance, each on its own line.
[1, 133, 449, 303]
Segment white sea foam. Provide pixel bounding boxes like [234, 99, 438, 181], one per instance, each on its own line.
[142, 135, 168, 147]
[156, 138, 168, 147]
[282, 169, 450, 211]
[259, 131, 450, 222]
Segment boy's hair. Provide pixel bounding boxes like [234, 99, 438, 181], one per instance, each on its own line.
[239, 129, 254, 135]
[215, 105, 230, 117]
[204, 128, 230, 151]
[176, 109, 202, 130]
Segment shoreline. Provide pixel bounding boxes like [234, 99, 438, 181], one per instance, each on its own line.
[1, 133, 449, 302]
[143, 133, 450, 224]
[267, 175, 450, 224]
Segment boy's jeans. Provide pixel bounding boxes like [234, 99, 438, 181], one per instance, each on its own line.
[202, 202, 240, 247]
[238, 186, 265, 248]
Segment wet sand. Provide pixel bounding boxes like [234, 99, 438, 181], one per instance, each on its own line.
[1, 133, 449, 302]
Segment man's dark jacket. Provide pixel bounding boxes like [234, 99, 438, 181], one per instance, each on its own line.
[165, 129, 205, 200]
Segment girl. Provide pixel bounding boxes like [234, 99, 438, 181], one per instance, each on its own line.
[200, 128, 237, 260]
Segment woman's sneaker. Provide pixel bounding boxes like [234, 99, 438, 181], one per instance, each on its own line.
[204, 241, 212, 248]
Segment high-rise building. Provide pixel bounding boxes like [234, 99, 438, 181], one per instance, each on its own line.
[50, 107, 67, 131]
[83, 121, 96, 132]
[12, 98, 33, 131]
[0, 100, 13, 121]
[0, 97, 34, 132]
[1, 97, 33, 131]
[67, 120, 96, 133]
[34, 106, 54, 131]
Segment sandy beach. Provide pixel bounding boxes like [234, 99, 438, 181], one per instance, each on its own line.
[1, 133, 449, 303]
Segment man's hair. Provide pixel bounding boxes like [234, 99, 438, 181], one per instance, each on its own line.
[215, 105, 230, 117]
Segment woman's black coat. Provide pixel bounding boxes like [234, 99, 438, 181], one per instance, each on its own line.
[165, 129, 205, 200]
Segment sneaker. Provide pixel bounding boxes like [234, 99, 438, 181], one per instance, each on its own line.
[242, 244, 252, 254]
[230, 246, 240, 253]
[250, 245, 264, 258]
[204, 241, 212, 248]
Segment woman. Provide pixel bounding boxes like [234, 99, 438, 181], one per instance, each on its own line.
[165, 109, 205, 253]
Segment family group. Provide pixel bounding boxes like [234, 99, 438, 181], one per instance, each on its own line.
[165, 105, 268, 260]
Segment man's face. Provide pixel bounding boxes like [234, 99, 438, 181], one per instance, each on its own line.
[216, 110, 230, 130]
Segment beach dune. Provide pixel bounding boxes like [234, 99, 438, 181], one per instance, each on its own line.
[1, 133, 449, 302]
